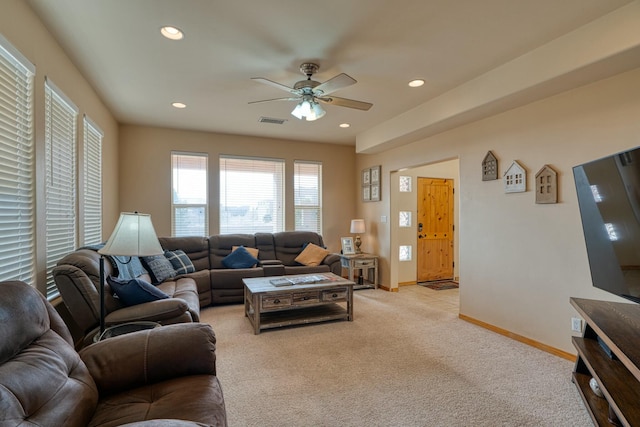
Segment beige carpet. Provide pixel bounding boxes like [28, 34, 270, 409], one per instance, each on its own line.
[200, 287, 591, 427]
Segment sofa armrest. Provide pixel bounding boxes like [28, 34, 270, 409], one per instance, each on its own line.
[259, 259, 285, 276]
[323, 253, 340, 265]
[104, 298, 191, 324]
[258, 259, 283, 266]
[80, 323, 217, 396]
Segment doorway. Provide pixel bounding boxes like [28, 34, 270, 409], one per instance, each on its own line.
[417, 177, 454, 282]
[389, 159, 459, 290]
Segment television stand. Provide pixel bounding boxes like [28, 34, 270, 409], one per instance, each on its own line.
[570, 297, 640, 426]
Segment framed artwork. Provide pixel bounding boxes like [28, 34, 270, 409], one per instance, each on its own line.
[362, 186, 371, 201]
[370, 165, 381, 184]
[341, 237, 355, 255]
[362, 168, 371, 186]
[370, 184, 380, 201]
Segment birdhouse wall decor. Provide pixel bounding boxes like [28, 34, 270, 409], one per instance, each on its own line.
[503, 161, 526, 193]
[482, 151, 498, 181]
[535, 164, 558, 204]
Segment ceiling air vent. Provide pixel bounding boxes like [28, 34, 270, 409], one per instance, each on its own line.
[258, 117, 287, 125]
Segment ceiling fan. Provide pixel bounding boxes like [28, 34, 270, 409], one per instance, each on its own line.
[249, 63, 373, 121]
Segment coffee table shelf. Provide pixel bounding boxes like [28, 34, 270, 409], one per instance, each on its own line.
[243, 273, 354, 334]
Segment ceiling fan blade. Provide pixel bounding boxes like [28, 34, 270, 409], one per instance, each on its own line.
[251, 77, 299, 94]
[313, 73, 356, 96]
[318, 96, 372, 111]
[248, 97, 300, 105]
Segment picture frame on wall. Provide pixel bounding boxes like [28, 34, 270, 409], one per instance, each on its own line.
[370, 165, 380, 185]
[363, 186, 371, 201]
[341, 237, 355, 255]
[362, 168, 371, 186]
[370, 184, 380, 201]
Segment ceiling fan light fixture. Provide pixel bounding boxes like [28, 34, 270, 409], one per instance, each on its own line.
[291, 98, 325, 121]
[311, 102, 326, 120]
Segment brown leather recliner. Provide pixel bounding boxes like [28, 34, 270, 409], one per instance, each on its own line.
[53, 248, 202, 347]
[0, 281, 227, 427]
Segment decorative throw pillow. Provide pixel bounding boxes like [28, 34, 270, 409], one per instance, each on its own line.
[107, 276, 169, 306]
[294, 242, 329, 266]
[141, 254, 177, 284]
[232, 245, 259, 259]
[222, 246, 259, 269]
[164, 249, 196, 275]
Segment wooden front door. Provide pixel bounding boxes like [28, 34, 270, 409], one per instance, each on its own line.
[417, 178, 454, 282]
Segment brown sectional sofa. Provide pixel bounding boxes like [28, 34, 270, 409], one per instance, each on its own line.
[0, 280, 227, 427]
[54, 231, 340, 344]
[162, 231, 341, 304]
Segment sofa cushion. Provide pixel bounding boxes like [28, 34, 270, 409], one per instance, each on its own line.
[294, 242, 330, 266]
[222, 246, 259, 269]
[107, 277, 169, 306]
[141, 255, 177, 284]
[165, 249, 196, 275]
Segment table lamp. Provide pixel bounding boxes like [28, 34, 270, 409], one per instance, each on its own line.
[350, 219, 365, 254]
[97, 212, 163, 334]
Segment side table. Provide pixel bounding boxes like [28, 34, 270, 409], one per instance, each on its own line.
[338, 253, 378, 289]
[93, 321, 160, 342]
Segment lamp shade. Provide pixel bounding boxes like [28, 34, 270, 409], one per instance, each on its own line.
[350, 219, 365, 234]
[291, 97, 326, 121]
[98, 212, 163, 256]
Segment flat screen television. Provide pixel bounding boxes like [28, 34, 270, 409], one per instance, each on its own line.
[573, 147, 640, 303]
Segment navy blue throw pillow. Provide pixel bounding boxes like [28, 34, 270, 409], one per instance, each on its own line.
[107, 277, 169, 306]
[222, 246, 259, 269]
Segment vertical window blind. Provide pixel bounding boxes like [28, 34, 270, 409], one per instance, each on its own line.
[82, 116, 102, 246]
[219, 156, 284, 234]
[294, 161, 322, 233]
[172, 152, 208, 237]
[0, 35, 35, 284]
[45, 78, 78, 299]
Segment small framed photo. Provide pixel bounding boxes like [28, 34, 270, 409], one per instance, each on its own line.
[370, 184, 380, 201]
[341, 237, 355, 255]
[370, 165, 380, 185]
[362, 168, 371, 186]
[362, 186, 371, 201]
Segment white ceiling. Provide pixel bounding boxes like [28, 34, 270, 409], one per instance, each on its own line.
[26, 0, 633, 146]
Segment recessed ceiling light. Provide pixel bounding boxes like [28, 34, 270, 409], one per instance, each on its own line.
[339, 123, 350, 128]
[172, 102, 186, 109]
[408, 79, 425, 87]
[161, 26, 184, 40]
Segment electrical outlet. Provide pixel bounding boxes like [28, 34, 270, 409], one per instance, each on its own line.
[571, 317, 583, 332]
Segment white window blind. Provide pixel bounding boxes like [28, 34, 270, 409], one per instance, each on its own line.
[220, 156, 284, 234]
[294, 161, 322, 233]
[172, 152, 208, 236]
[82, 116, 102, 245]
[0, 35, 35, 284]
[45, 78, 78, 299]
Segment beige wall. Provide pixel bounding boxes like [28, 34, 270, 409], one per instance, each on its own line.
[118, 125, 356, 253]
[356, 67, 640, 353]
[1, 0, 119, 295]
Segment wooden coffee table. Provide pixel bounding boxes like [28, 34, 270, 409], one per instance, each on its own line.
[243, 272, 354, 334]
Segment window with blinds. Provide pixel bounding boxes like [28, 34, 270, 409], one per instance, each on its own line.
[0, 35, 35, 284]
[172, 152, 208, 236]
[82, 116, 102, 245]
[45, 78, 78, 299]
[294, 161, 322, 233]
[220, 156, 284, 234]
